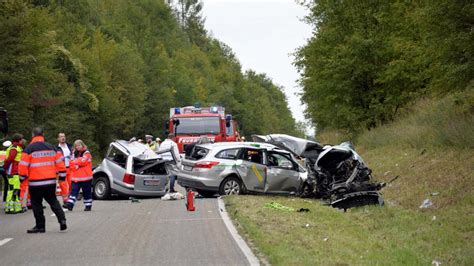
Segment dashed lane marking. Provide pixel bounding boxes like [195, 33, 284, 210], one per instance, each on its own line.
[0, 238, 13, 247]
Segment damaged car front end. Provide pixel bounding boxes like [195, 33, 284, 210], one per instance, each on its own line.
[253, 134, 385, 210]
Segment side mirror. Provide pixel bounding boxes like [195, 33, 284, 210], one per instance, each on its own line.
[173, 119, 180, 126]
[0, 108, 8, 136]
[225, 115, 232, 127]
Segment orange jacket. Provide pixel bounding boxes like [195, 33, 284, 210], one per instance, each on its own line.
[19, 136, 66, 187]
[70, 150, 93, 182]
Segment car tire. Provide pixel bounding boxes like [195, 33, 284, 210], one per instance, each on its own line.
[196, 190, 216, 198]
[219, 176, 242, 196]
[93, 176, 110, 200]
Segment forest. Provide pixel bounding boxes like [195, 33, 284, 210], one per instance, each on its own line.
[0, 0, 302, 155]
[295, 0, 472, 134]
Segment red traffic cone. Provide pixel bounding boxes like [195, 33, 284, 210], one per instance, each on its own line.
[186, 190, 196, 211]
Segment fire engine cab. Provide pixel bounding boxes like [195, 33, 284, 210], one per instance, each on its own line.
[167, 106, 239, 153]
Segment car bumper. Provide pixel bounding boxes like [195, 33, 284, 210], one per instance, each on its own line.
[177, 172, 219, 191]
[110, 180, 167, 197]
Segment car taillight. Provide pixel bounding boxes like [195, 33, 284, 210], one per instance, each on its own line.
[123, 173, 135, 185]
[194, 161, 220, 169]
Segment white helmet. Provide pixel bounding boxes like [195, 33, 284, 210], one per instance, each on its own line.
[2, 140, 12, 148]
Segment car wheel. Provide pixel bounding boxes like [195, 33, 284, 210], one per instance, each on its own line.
[196, 190, 216, 198]
[93, 176, 110, 200]
[219, 176, 242, 195]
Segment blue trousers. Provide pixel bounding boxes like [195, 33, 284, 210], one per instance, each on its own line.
[68, 181, 92, 207]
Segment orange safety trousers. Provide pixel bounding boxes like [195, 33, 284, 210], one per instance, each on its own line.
[58, 168, 71, 200]
[20, 180, 30, 206]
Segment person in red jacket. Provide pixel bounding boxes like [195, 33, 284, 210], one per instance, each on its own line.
[64, 139, 93, 211]
[3, 134, 24, 214]
[19, 127, 67, 233]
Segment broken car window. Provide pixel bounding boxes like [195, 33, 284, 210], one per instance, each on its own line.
[215, 148, 241, 160]
[107, 145, 127, 168]
[242, 149, 263, 164]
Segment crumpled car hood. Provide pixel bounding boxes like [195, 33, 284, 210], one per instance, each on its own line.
[252, 134, 323, 158]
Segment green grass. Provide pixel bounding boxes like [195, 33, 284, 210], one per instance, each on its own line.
[224, 91, 474, 265]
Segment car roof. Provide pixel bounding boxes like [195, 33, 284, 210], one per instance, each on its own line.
[114, 140, 159, 158]
[197, 142, 290, 153]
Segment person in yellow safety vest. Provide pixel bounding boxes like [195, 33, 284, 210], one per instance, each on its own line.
[3, 134, 24, 214]
[145, 135, 157, 152]
[1, 140, 11, 202]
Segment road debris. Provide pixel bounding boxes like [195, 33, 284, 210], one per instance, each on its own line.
[264, 202, 295, 212]
[419, 199, 433, 209]
[432, 260, 441, 266]
[297, 208, 310, 212]
[129, 197, 140, 203]
[431, 192, 440, 196]
[323, 237, 329, 242]
[161, 192, 184, 201]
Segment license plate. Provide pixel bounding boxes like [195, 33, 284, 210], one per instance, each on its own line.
[183, 165, 192, 171]
[144, 179, 160, 186]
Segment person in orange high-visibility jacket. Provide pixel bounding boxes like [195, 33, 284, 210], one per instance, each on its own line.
[64, 139, 93, 211]
[19, 138, 31, 211]
[19, 127, 67, 233]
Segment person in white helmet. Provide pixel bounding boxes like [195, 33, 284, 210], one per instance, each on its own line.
[1, 140, 11, 202]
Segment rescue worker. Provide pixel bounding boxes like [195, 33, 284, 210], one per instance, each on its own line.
[158, 133, 181, 193]
[1, 140, 11, 202]
[155, 137, 161, 148]
[145, 135, 157, 152]
[64, 139, 93, 211]
[19, 138, 31, 211]
[56, 132, 73, 204]
[3, 134, 24, 214]
[19, 127, 67, 233]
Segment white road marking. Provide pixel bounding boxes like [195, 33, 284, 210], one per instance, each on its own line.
[0, 238, 13, 247]
[218, 197, 260, 266]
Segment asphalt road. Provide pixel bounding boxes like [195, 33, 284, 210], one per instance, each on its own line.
[0, 190, 250, 265]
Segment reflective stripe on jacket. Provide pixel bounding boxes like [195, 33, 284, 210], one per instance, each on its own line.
[18, 136, 66, 186]
[70, 150, 93, 183]
[0, 150, 6, 167]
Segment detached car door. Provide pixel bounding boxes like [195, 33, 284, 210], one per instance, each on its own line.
[236, 148, 266, 192]
[265, 151, 300, 194]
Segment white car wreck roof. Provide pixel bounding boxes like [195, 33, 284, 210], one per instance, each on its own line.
[198, 142, 286, 152]
[115, 140, 159, 158]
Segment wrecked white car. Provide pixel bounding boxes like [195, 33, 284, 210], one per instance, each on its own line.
[92, 140, 177, 199]
[253, 134, 385, 210]
[177, 142, 308, 197]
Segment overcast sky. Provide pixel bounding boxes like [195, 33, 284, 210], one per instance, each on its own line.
[202, 0, 314, 133]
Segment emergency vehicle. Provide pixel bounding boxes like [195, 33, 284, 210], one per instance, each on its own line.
[167, 106, 239, 153]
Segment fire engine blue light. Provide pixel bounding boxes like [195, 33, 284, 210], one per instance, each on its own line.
[174, 107, 180, 114]
[210, 106, 218, 113]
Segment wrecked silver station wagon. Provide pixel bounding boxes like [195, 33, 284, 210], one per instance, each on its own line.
[177, 142, 308, 197]
[92, 140, 177, 199]
[253, 134, 385, 210]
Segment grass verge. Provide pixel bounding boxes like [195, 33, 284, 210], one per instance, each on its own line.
[224, 92, 474, 265]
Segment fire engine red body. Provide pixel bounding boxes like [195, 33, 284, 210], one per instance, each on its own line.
[168, 106, 239, 153]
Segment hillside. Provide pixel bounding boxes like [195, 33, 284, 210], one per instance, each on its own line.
[224, 91, 474, 265]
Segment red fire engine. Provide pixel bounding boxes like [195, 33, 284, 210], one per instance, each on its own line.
[167, 106, 239, 153]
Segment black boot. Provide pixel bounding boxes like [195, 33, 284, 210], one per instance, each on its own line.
[84, 206, 91, 212]
[60, 220, 67, 231]
[63, 202, 73, 211]
[27, 226, 45, 233]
